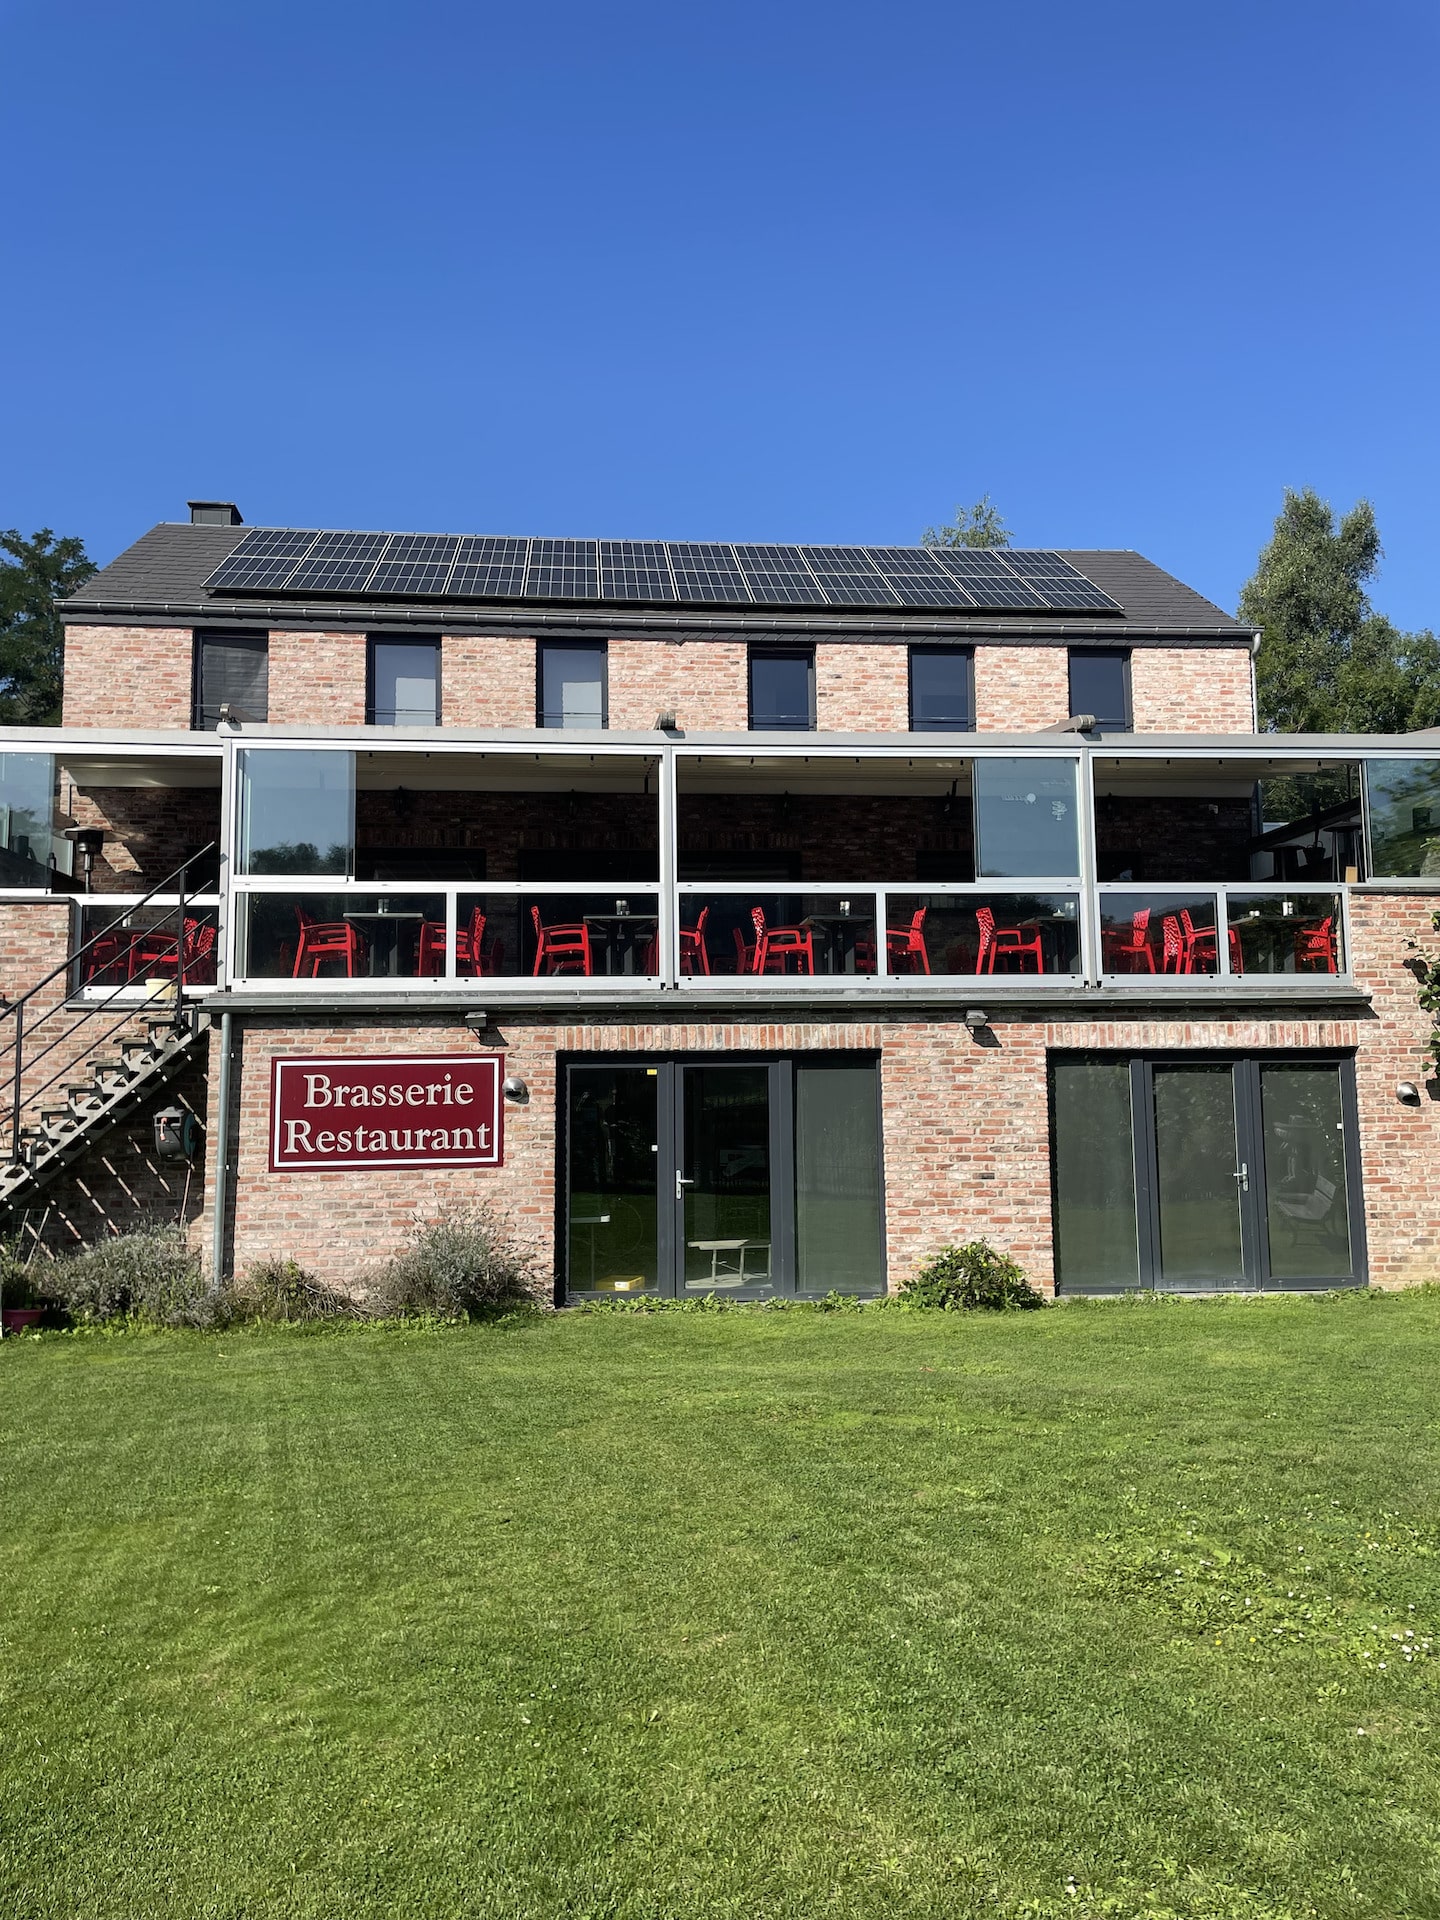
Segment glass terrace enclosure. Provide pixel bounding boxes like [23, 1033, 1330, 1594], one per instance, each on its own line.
[2, 739, 1437, 995]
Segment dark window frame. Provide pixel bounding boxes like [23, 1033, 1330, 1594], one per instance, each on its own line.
[191, 628, 269, 729]
[537, 640, 609, 730]
[1067, 647, 1132, 734]
[748, 646, 816, 732]
[907, 645, 976, 732]
[366, 634, 442, 728]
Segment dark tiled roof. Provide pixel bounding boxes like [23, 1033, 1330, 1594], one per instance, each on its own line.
[64, 521, 1251, 641]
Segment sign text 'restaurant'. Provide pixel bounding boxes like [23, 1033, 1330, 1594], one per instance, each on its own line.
[269, 1054, 503, 1171]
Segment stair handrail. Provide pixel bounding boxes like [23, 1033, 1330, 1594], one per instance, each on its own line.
[1, 843, 217, 1166]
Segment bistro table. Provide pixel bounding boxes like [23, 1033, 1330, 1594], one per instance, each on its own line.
[798, 912, 875, 975]
[582, 913, 659, 976]
[342, 908, 425, 977]
[685, 1238, 750, 1288]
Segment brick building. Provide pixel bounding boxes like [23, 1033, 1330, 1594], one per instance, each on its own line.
[3, 502, 1438, 1298]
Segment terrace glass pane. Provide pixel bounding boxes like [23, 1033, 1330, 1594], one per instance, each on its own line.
[77, 903, 220, 989]
[973, 758, 1079, 877]
[1051, 1059, 1141, 1292]
[676, 894, 875, 976]
[882, 895, 1081, 975]
[1366, 759, 1440, 877]
[1099, 893, 1218, 975]
[0, 752, 54, 887]
[1229, 893, 1343, 975]
[239, 892, 444, 979]
[239, 750, 354, 876]
[795, 1062, 883, 1294]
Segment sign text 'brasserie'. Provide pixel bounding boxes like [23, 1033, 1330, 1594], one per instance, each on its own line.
[270, 1054, 503, 1170]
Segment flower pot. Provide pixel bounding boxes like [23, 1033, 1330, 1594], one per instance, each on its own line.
[1, 1307, 43, 1333]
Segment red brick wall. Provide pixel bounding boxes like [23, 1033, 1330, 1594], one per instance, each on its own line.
[268, 630, 367, 725]
[816, 645, 909, 732]
[1131, 646, 1255, 732]
[442, 635, 537, 727]
[607, 640, 749, 732]
[66, 787, 222, 890]
[62, 625, 192, 728]
[975, 647, 1070, 730]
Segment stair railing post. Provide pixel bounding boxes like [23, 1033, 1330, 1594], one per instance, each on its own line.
[173, 856, 188, 1034]
[9, 1001, 23, 1166]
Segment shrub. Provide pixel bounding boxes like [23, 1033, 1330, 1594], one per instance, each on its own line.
[228, 1257, 363, 1324]
[900, 1239, 1045, 1312]
[46, 1226, 209, 1326]
[366, 1204, 543, 1320]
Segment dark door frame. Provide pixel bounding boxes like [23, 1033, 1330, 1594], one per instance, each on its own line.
[1052, 1049, 1367, 1292]
[557, 1051, 883, 1303]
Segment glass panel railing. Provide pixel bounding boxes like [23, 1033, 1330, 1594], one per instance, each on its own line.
[240, 892, 446, 980]
[1099, 892, 1220, 976]
[675, 894, 877, 977]
[881, 894, 1081, 976]
[1228, 893, 1343, 975]
[77, 902, 220, 989]
[456, 893, 660, 978]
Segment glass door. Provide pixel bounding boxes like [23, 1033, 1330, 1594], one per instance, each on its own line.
[677, 1064, 778, 1295]
[1151, 1063, 1253, 1290]
[565, 1065, 662, 1295]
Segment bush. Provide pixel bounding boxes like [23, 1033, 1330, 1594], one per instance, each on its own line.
[900, 1239, 1045, 1312]
[46, 1226, 209, 1326]
[366, 1205, 543, 1320]
[228, 1258, 363, 1324]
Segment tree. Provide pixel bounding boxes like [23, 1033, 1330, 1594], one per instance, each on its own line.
[921, 495, 1011, 549]
[1241, 488, 1440, 734]
[0, 528, 97, 725]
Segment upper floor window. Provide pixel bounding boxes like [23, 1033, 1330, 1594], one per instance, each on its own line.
[749, 647, 815, 731]
[1068, 648, 1131, 734]
[909, 646, 975, 731]
[368, 637, 440, 727]
[194, 629, 268, 729]
[539, 642, 607, 729]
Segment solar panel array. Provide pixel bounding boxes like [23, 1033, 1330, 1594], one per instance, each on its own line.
[204, 531, 1122, 613]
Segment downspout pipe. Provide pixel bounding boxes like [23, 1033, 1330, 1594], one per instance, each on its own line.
[209, 1011, 234, 1291]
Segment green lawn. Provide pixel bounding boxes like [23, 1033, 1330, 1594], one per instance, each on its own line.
[3, 1297, 1440, 1919]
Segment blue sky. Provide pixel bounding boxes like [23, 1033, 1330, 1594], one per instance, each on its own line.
[5, 0, 1438, 627]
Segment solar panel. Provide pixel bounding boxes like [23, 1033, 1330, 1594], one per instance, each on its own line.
[666, 543, 753, 603]
[368, 533, 462, 596]
[284, 531, 391, 595]
[525, 538, 598, 599]
[202, 528, 1123, 615]
[925, 549, 1048, 609]
[204, 527, 321, 592]
[801, 547, 901, 607]
[448, 536, 529, 597]
[599, 541, 676, 602]
[732, 545, 830, 605]
[865, 548, 979, 607]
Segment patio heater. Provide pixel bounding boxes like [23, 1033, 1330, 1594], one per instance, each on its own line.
[62, 825, 107, 893]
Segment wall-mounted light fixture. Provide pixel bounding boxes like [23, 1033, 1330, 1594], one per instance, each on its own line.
[502, 1075, 529, 1104]
[964, 1008, 989, 1030]
[654, 709, 678, 732]
[1397, 1081, 1422, 1105]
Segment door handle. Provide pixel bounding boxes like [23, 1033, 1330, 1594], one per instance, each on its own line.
[676, 1172, 694, 1199]
[1233, 1162, 1249, 1192]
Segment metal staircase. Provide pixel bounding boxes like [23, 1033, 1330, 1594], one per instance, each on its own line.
[0, 848, 216, 1218]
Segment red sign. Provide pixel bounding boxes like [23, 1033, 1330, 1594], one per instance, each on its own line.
[269, 1054, 503, 1171]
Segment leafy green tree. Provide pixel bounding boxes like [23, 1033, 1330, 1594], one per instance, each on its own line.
[0, 528, 97, 725]
[1242, 488, 1440, 734]
[921, 495, 1011, 549]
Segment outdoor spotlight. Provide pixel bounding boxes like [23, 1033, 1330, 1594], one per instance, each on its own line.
[654, 709, 678, 731]
[463, 1011, 489, 1031]
[502, 1075, 529, 1103]
[964, 1008, 990, 1030]
[1397, 1081, 1422, 1105]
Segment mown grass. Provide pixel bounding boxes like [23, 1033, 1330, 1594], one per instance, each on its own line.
[3, 1293, 1440, 1918]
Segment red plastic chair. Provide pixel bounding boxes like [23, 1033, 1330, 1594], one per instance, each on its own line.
[293, 906, 368, 979]
[750, 905, 814, 975]
[882, 907, 930, 975]
[126, 917, 218, 985]
[975, 906, 1043, 974]
[1179, 909, 1218, 973]
[1295, 914, 1338, 973]
[418, 906, 488, 978]
[1103, 908, 1154, 973]
[1160, 914, 1183, 972]
[732, 925, 755, 974]
[82, 927, 128, 985]
[531, 904, 592, 976]
[679, 906, 710, 976]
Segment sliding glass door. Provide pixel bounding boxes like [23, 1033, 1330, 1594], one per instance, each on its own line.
[1052, 1054, 1364, 1292]
[563, 1056, 884, 1300]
